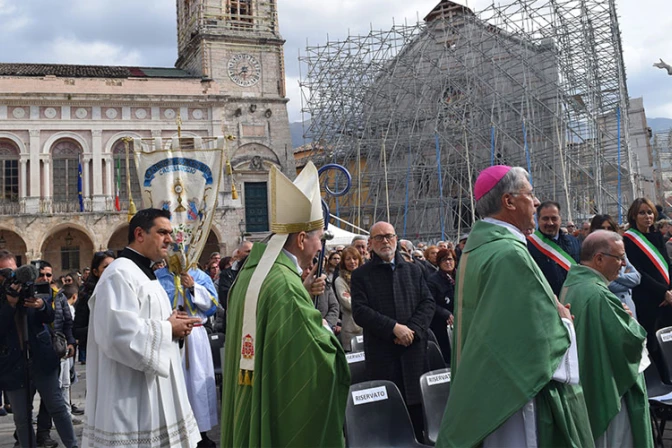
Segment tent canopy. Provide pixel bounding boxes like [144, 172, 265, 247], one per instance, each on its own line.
[326, 225, 365, 248]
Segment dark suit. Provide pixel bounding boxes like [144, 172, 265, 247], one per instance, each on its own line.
[351, 251, 435, 406]
[527, 230, 580, 296]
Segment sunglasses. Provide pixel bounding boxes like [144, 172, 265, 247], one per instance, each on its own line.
[39, 272, 53, 278]
[95, 250, 115, 257]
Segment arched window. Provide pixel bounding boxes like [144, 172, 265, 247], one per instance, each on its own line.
[0, 140, 19, 203]
[113, 141, 142, 209]
[52, 139, 81, 206]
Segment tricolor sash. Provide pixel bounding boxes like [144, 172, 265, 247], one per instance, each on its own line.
[624, 228, 670, 285]
[527, 230, 577, 271]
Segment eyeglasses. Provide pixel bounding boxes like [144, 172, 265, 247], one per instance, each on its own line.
[440, 257, 455, 263]
[600, 252, 626, 262]
[39, 272, 52, 278]
[509, 190, 536, 199]
[371, 234, 397, 242]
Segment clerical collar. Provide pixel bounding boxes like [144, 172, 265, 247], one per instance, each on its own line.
[120, 247, 156, 280]
[282, 249, 303, 276]
[482, 217, 527, 243]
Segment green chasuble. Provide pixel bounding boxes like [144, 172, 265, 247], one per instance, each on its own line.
[560, 264, 652, 447]
[436, 220, 593, 448]
[220, 243, 351, 447]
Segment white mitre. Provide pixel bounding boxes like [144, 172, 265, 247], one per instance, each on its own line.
[238, 161, 323, 385]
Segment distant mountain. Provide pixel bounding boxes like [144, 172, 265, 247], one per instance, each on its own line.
[648, 117, 672, 134]
[290, 120, 312, 148]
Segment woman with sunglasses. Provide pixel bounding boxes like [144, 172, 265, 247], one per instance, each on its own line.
[73, 251, 115, 365]
[590, 214, 641, 320]
[623, 198, 672, 369]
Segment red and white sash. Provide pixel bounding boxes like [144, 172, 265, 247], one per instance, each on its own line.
[527, 230, 577, 272]
[624, 229, 670, 285]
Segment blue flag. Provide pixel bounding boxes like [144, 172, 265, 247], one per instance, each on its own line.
[78, 156, 84, 212]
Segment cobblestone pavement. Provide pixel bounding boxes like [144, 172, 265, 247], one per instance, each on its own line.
[0, 363, 221, 447]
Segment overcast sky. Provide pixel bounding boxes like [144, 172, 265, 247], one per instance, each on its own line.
[0, 0, 669, 123]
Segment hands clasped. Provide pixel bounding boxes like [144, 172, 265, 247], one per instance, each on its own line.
[393, 323, 415, 347]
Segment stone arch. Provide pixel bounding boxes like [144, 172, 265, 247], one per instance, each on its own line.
[107, 223, 129, 255]
[0, 228, 28, 265]
[42, 132, 90, 155]
[198, 229, 222, 268]
[103, 132, 144, 155]
[231, 143, 281, 171]
[40, 224, 95, 275]
[0, 132, 27, 156]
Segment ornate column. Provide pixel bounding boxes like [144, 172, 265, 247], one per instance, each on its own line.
[25, 129, 41, 214]
[19, 159, 27, 199]
[91, 130, 106, 212]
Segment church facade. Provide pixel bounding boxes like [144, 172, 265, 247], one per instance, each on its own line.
[0, 0, 293, 272]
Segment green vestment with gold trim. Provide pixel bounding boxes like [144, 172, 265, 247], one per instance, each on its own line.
[561, 264, 652, 447]
[220, 243, 350, 447]
[436, 220, 594, 447]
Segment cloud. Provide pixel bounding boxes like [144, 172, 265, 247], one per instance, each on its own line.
[41, 37, 143, 67]
[0, 0, 669, 123]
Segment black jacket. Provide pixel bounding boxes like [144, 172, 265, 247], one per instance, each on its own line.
[215, 257, 247, 335]
[0, 296, 57, 390]
[624, 230, 672, 348]
[527, 230, 580, 296]
[74, 278, 97, 349]
[351, 251, 435, 405]
[426, 270, 454, 363]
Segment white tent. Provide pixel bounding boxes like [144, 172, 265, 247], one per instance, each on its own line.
[326, 225, 364, 248]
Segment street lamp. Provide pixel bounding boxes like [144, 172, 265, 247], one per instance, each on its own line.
[64, 231, 74, 247]
[238, 219, 246, 242]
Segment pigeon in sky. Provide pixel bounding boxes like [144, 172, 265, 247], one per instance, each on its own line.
[653, 58, 672, 75]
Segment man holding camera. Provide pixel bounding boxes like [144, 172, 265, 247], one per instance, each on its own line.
[0, 250, 77, 448]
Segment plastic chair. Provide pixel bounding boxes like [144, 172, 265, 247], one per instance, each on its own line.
[656, 327, 672, 384]
[645, 357, 672, 448]
[427, 341, 447, 371]
[209, 333, 225, 387]
[350, 334, 364, 352]
[428, 329, 440, 347]
[419, 368, 451, 445]
[345, 380, 431, 447]
[346, 351, 367, 385]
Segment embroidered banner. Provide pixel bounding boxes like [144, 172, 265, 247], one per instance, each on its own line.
[527, 230, 577, 271]
[624, 229, 669, 285]
[133, 137, 225, 272]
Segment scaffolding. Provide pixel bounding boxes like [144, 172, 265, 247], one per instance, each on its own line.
[298, 0, 634, 241]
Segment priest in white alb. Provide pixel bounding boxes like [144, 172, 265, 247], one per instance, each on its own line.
[82, 208, 202, 448]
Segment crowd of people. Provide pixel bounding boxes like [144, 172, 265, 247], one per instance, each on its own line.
[0, 161, 667, 447]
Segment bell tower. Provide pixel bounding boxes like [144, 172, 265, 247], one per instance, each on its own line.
[175, 0, 287, 99]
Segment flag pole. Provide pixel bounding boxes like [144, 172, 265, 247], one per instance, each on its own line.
[122, 137, 137, 222]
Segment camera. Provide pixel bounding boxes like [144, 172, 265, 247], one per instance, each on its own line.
[0, 266, 51, 307]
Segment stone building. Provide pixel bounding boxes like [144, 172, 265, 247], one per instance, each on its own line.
[0, 0, 293, 273]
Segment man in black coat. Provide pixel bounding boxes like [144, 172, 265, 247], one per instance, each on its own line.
[527, 201, 580, 296]
[351, 221, 435, 441]
[214, 241, 252, 334]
